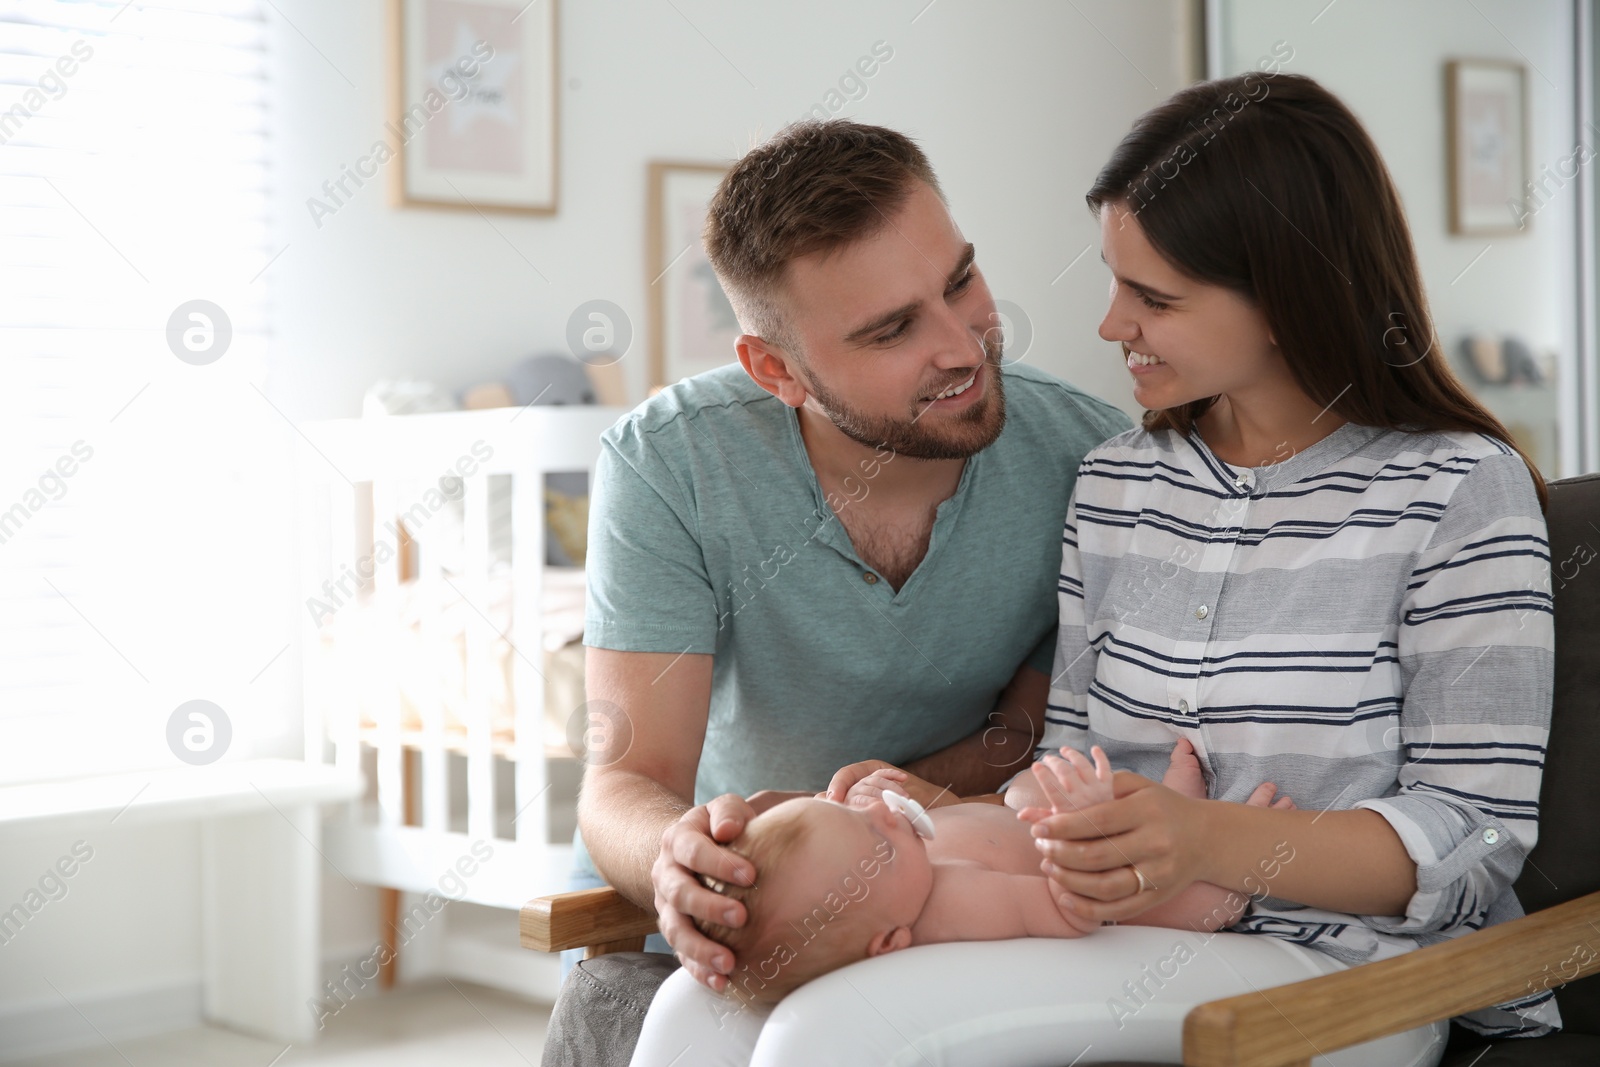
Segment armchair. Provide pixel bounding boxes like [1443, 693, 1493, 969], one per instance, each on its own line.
[522, 473, 1600, 1066]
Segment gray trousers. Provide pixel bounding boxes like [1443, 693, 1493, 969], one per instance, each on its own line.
[545, 840, 679, 1065]
[542, 952, 680, 1067]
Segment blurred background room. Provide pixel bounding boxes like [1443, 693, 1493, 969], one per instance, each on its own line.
[0, 0, 1595, 1063]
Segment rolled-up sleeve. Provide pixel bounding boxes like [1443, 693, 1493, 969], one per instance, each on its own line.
[1354, 452, 1553, 935]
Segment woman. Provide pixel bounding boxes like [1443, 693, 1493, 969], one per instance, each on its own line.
[632, 72, 1555, 1067]
[1021, 68, 1556, 1050]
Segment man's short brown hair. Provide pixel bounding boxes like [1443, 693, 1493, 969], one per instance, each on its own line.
[703, 120, 944, 354]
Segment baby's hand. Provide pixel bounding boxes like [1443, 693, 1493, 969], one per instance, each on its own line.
[1015, 745, 1114, 824]
[832, 766, 910, 807]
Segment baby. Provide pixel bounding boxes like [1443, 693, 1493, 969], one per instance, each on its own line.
[694, 737, 1294, 1007]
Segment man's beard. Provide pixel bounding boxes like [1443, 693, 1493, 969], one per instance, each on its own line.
[803, 337, 1008, 460]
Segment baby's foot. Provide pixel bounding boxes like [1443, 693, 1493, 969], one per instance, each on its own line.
[1243, 781, 1297, 810]
[1028, 745, 1115, 814]
[1160, 736, 1207, 799]
[1156, 735, 1295, 809]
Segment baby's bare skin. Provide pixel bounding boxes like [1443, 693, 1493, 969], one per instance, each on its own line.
[861, 739, 1295, 946]
[930, 738, 1188, 868]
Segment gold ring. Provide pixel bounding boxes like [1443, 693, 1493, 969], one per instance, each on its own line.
[1131, 865, 1151, 893]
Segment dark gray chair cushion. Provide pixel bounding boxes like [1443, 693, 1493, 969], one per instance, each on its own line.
[1441, 1030, 1600, 1065]
[1512, 473, 1600, 1036]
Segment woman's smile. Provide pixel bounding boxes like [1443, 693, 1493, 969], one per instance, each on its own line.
[1126, 350, 1167, 375]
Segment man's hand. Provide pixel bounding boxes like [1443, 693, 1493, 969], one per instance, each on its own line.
[652, 793, 758, 992]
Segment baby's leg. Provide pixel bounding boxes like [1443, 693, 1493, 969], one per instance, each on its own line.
[1159, 736, 1206, 799]
[1158, 736, 1297, 809]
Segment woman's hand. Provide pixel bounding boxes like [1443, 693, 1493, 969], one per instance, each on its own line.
[822, 760, 957, 809]
[1029, 770, 1213, 923]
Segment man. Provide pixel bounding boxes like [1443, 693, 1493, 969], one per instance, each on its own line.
[544, 119, 1131, 1066]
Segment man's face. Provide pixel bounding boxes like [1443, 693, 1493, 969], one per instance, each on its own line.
[777, 182, 1007, 460]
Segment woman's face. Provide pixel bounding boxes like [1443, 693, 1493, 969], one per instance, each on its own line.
[1096, 201, 1284, 412]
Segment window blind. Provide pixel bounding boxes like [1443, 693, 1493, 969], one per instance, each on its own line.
[0, 0, 273, 780]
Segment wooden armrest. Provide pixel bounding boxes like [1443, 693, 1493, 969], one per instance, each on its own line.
[521, 886, 660, 957]
[1183, 889, 1600, 1067]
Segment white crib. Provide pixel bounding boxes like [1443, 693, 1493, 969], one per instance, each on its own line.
[296, 404, 626, 1000]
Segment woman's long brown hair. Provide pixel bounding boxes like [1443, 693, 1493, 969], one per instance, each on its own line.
[1086, 72, 1547, 509]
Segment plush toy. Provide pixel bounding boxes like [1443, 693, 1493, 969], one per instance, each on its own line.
[1458, 335, 1545, 386]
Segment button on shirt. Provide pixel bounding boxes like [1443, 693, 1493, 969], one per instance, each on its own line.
[1042, 424, 1557, 1038]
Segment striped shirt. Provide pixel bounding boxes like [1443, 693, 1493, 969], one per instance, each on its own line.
[1039, 422, 1559, 1038]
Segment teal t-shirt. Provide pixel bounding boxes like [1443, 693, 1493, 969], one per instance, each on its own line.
[583, 360, 1131, 804]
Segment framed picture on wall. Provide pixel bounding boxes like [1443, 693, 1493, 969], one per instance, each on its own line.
[647, 162, 742, 390]
[1446, 59, 1528, 235]
[388, 0, 558, 214]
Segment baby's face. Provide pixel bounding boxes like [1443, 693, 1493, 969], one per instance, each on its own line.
[761, 797, 935, 943]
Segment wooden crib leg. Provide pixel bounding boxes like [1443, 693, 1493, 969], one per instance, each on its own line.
[379, 887, 401, 990]
[378, 748, 420, 990]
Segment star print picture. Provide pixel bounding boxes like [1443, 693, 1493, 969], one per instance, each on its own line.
[391, 0, 559, 214]
[425, 10, 522, 174]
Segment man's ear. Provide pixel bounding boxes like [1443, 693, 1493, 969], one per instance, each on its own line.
[865, 926, 913, 957]
[737, 335, 809, 408]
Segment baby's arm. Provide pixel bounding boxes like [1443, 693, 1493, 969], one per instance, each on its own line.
[1003, 763, 1049, 813]
[1013, 740, 1294, 933]
[912, 866, 1102, 945]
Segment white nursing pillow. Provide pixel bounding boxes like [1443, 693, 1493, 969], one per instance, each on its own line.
[634, 928, 1448, 1067]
